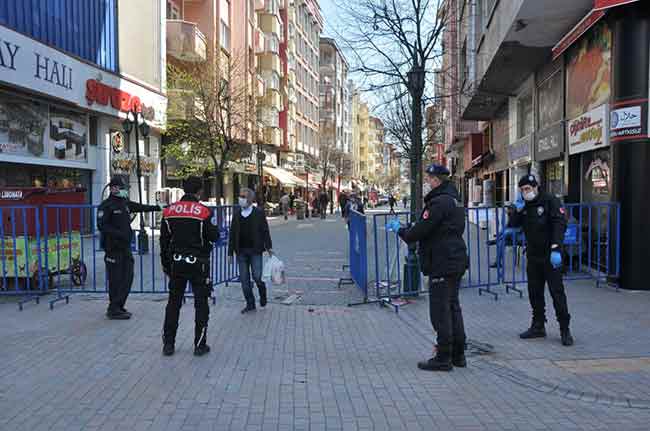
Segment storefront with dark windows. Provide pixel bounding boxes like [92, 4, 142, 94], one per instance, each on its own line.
[535, 59, 566, 198]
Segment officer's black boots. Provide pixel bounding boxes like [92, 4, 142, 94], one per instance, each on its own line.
[520, 321, 546, 339]
[163, 343, 175, 356]
[241, 305, 256, 314]
[452, 344, 467, 368]
[259, 283, 268, 307]
[418, 345, 453, 371]
[106, 309, 130, 320]
[561, 327, 574, 346]
[194, 344, 210, 356]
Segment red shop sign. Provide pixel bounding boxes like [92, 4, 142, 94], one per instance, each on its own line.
[85, 79, 142, 113]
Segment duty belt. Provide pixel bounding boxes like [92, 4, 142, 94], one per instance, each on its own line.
[173, 254, 198, 264]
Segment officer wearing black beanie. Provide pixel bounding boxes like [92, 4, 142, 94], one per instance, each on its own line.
[509, 174, 573, 346]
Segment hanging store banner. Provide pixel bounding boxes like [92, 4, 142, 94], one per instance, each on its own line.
[569, 104, 610, 154]
[565, 21, 612, 121]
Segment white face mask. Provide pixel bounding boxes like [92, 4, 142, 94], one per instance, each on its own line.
[423, 183, 432, 196]
[523, 190, 537, 201]
[238, 197, 250, 208]
[116, 189, 129, 199]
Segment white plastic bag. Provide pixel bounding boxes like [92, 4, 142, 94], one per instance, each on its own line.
[265, 255, 286, 285]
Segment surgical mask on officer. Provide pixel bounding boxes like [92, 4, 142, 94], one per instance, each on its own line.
[238, 197, 250, 208]
[117, 189, 129, 199]
[521, 185, 538, 202]
[422, 182, 432, 196]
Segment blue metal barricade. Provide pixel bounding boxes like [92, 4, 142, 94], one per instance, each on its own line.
[345, 210, 369, 301]
[0, 204, 240, 310]
[365, 201, 621, 303]
[0, 205, 47, 309]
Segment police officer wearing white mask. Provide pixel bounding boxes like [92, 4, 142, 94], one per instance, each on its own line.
[509, 174, 574, 346]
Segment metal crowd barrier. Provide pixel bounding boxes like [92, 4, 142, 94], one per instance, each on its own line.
[0, 204, 240, 310]
[339, 210, 369, 303]
[361, 202, 621, 304]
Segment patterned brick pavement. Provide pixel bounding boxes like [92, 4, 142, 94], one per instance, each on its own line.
[2, 211, 650, 430]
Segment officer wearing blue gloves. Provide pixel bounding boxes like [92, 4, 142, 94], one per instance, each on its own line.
[508, 175, 573, 346]
[397, 164, 469, 371]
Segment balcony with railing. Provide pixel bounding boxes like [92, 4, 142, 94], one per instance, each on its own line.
[167, 89, 202, 120]
[167, 20, 207, 62]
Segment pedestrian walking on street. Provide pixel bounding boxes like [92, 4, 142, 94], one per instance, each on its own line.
[339, 192, 349, 215]
[160, 177, 219, 357]
[388, 194, 396, 213]
[97, 176, 161, 320]
[402, 196, 408, 209]
[228, 188, 273, 313]
[397, 164, 468, 371]
[280, 192, 290, 220]
[289, 192, 296, 214]
[508, 175, 574, 346]
[319, 190, 329, 219]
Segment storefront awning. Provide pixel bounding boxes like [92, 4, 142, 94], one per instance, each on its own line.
[552, 9, 606, 60]
[263, 167, 305, 187]
[594, 0, 640, 11]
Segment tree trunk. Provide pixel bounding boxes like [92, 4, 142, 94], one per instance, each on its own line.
[410, 86, 424, 217]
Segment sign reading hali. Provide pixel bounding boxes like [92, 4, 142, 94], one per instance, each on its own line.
[0, 25, 166, 128]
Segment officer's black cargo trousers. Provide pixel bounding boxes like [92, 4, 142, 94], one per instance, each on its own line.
[429, 274, 466, 349]
[526, 258, 571, 328]
[105, 249, 134, 313]
[163, 264, 211, 347]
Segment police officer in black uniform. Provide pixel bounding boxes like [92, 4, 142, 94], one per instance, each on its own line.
[160, 177, 219, 356]
[97, 176, 161, 319]
[509, 174, 574, 346]
[398, 164, 469, 371]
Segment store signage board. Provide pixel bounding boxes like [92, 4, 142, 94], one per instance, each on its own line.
[610, 100, 649, 142]
[508, 135, 531, 166]
[0, 25, 166, 129]
[568, 104, 609, 154]
[535, 122, 565, 161]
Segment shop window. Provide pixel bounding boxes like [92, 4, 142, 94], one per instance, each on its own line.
[537, 71, 562, 130]
[517, 92, 533, 138]
[545, 160, 565, 198]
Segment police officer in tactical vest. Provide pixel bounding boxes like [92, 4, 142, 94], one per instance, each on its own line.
[97, 176, 161, 319]
[398, 164, 469, 371]
[509, 174, 574, 346]
[160, 177, 219, 356]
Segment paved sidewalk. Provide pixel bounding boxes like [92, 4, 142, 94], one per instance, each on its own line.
[2, 212, 650, 430]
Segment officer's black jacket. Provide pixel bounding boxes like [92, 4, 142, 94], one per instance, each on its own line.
[97, 195, 159, 253]
[160, 195, 219, 271]
[507, 191, 566, 260]
[398, 181, 468, 277]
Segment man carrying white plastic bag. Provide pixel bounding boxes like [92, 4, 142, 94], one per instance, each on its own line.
[263, 254, 286, 286]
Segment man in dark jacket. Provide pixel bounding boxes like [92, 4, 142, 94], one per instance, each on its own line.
[97, 176, 160, 320]
[508, 174, 573, 346]
[160, 177, 219, 356]
[398, 164, 468, 371]
[228, 188, 273, 313]
[319, 189, 329, 219]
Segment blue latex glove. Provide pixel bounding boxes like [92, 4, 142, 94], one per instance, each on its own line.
[550, 251, 562, 269]
[514, 194, 525, 212]
[385, 218, 402, 232]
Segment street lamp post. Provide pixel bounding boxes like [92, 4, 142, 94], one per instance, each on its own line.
[123, 110, 151, 254]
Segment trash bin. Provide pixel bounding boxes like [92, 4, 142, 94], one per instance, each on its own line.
[296, 200, 305, 220]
